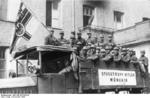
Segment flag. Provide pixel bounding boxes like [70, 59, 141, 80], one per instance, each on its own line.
[88, 15, 94, 26]
[10, 2, 50, 56]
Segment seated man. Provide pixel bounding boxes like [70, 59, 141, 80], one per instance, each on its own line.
[58, 31, 68, 45]
[44, 29, 60, 46]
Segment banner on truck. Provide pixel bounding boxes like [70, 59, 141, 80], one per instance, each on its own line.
[98, 69, 136, 86]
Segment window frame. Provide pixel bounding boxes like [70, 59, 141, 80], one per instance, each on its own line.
[83, 5, 94, 27]
[0, 47, 6, 59]
[46, 0, 52, 27]
[114, 11, 124, 23]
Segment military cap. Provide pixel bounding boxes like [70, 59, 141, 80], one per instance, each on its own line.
[96, 46, 101, 49]
[126, 48, 130, 51]
[91, 44, 96, 48]
[108, 34, 113, 38]
[83, 46, 89, 50]
[114, 47, 119, 50]
[86, 46, 90, 49]
[101, 49, 106, 52]
[94, 43, 98, 47]
[100, 34, 104, 38]
[73, 47, 77, 50]
[118, 46, 122, 49]
[78, 29, 82, 32]
[129, 49, 133, 52]
[88, 43, 92, 46]
[70, 35, 75, 39]
[94, 36, 97, 39]
[59, 31, 64, 34]
[122, 48, 127, 51]
[105, 45, 112, 50]
[77, 32, 82, 35]
[77, 41, 82, 45]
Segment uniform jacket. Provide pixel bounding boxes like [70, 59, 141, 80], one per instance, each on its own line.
[58, 38, 68, 45]
[86, 37, 95, 44]
[45, 35, 59, 45]
[139, 56, 149, 66]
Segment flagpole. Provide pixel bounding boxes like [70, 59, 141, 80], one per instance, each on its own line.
[73, 0, 75, 32]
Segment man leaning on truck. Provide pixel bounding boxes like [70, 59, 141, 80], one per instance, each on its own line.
[139, 50, 149, 73]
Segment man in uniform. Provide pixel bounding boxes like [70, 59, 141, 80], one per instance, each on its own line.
[80, 46, 89, 60]
[87, 45, 99, 61]
[86, 32, 94, 44]
[58, 31, 68, 45]
[76, 32, 86, 52]
[71, 31, 76, 39]
[99, 48, 106, 59]
[121, 48, 130, 63]
[45, 29, 59, 46]
[139, 50, 149, 73]
[69, 31, 77, 47]
[59, 46, 79, 80]
[76, 41, 83, 55]
[113, 47, 121, 62]
[94, 37, 98, 45]
[96, 47, 101, 55]
[98, 34, 105, 48]
[102, 45, 113, 62]
[87, 44, 96, 57]
[129, 50, 138, 64]
[105, 45, 112, 55]
[107, 34, 116, 49]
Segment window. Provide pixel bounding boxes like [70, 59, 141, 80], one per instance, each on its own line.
[52, 1, 59, 19]
[83, 5, 94, 27]
[114, 11, 124, 23]
[143, 17, 150, 21]
[0, 48, 5, 59]
[46, 0, 52, 26]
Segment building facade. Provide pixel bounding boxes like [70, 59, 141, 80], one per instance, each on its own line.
[1, 0, 150, 38]
[0, 20, 15, 78]
[1, 0, 150, 76]
[114, 20, 150, 72]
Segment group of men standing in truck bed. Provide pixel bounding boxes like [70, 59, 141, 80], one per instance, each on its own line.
[44, 29, 149, 74]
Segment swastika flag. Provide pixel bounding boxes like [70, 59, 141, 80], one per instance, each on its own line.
[10, 1, 50, 56]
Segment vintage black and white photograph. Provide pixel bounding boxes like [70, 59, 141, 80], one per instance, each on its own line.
[0, 0, 150, 94]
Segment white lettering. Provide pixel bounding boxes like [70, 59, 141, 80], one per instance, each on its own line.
[98, 69, 136, 86]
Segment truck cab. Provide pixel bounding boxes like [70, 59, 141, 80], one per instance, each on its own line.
[0, 45, 78, 93]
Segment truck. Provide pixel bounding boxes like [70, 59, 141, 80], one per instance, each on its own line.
[0, 45, 148, 94]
